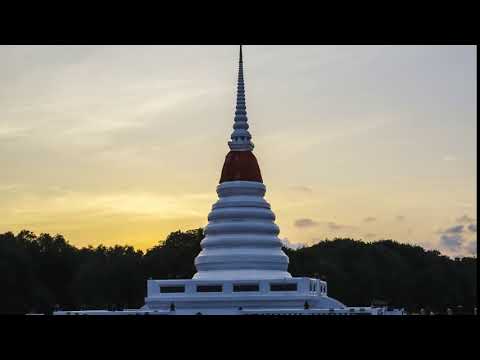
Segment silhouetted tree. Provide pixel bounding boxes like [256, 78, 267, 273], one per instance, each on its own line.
[0, 229, 476, 314]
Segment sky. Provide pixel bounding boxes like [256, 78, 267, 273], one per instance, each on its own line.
[0, 45, 476, 257]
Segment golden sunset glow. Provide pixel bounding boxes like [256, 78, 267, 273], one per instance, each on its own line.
[0, 45, 476, 256]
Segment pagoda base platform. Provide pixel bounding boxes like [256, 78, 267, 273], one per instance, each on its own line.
[52, 276, 405, 315]
[141, 277, 347, 315]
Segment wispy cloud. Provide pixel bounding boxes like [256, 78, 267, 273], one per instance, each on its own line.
[437, 222, 476, 256]
[0, 126, 30, 139]
[465, 240, 477, 256]
[440, 234, 464, 252]
[0, 184, 22, 192]
[396, 215, 406, 222]
[438, 225, 465, 235]
[294, 217, 357, 233]
[290, 186, 313, 193]
[2, 190, 212, 221]
[364, 216, 376, 223]
[457, 215, 475, 224]
[456, 203, 474, 209]
[294, 218, 319, 228]
[326, 222, 357, 231]
[443, 155, 457, 161]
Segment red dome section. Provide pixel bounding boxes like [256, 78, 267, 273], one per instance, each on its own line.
[220, 151, 263, 184]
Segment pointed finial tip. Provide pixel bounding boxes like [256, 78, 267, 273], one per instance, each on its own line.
[229, 43, 253, 151]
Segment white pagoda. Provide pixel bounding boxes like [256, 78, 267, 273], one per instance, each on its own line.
[54, 46, 404, 316]
[139, 46, 348, 315]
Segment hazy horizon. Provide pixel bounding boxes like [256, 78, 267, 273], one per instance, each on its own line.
[0, 45, 476, 257]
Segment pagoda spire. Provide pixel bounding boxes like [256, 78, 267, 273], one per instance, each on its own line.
[228, 45, 254, 151]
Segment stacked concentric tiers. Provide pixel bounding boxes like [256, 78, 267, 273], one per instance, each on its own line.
[193, 46, 291, 281]
[54, 46, 403, 315]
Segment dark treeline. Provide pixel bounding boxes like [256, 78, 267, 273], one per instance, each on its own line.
[0, 229, 476, 314]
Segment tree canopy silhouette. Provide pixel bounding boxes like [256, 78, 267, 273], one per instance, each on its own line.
[0, 229, 476, 314]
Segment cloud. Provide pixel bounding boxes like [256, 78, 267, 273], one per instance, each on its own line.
[294, 218, 357, 233]
[326, 222, 356, 231]
[396, 215, 405, 222]
[0, 184, 22, 193]
[457, 215, 475, 224]
[437, 222, 477, 256]
[440, 234, 464, 252]
[281, 238, 306, 250]
[364, 233, 377, 239]
[0, 126, 30, 139]
[363, 217, 376, 223]
[443, 155, 456, 161]
[294, 218, 319, 228]
[1, 189, 211, 223]
[290, 186, 313, 193]
[443, 225, 464, 234]
[465, 241, 477, 256]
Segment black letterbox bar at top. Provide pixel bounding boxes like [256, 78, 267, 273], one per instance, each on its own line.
[196, 285, 223, 293]
[160, 286, 185, 293]
[270, 283, 298, 292]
